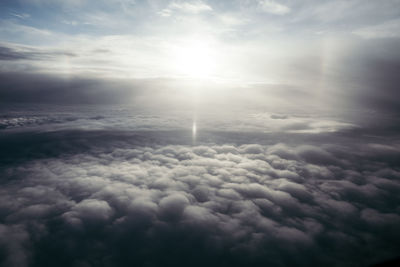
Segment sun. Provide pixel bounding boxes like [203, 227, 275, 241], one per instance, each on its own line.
[171, 38, 217, 79]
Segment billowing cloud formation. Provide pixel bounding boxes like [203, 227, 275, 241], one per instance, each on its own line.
[0, 129, 399, 267]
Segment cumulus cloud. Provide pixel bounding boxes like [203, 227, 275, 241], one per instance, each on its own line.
[0, 129, 399, 266]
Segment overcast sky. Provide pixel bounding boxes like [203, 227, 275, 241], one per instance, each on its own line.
[1, 0, 400, 122]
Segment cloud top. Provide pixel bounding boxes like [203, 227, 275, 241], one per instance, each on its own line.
[0, 130, 399, 266]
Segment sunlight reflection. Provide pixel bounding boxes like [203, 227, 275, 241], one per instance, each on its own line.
[192, 120, 197, 143]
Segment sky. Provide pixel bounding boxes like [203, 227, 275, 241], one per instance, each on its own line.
[0, 0, 400, 121]
[1, 1, 400, 267]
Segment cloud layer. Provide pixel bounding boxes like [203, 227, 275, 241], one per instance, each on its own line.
[0, 129, 399, 267]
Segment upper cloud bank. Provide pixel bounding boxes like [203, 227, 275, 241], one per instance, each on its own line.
[1, 0, 400, 121]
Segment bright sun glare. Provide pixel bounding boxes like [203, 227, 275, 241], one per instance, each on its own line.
[171, 38, 217, 79]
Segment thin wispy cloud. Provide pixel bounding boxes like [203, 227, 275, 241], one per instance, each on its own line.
[258, 0, 290, 15]
[353, 18, 400, 39]
[159, 1, 213, 17]
[10, 12, 30, 19]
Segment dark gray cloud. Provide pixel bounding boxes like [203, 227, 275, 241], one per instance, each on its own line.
[0, 128, 399, 267]
[0, 44, 76, 61]
[0, 46, 31, 60]
[0, 72, 131, 104]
